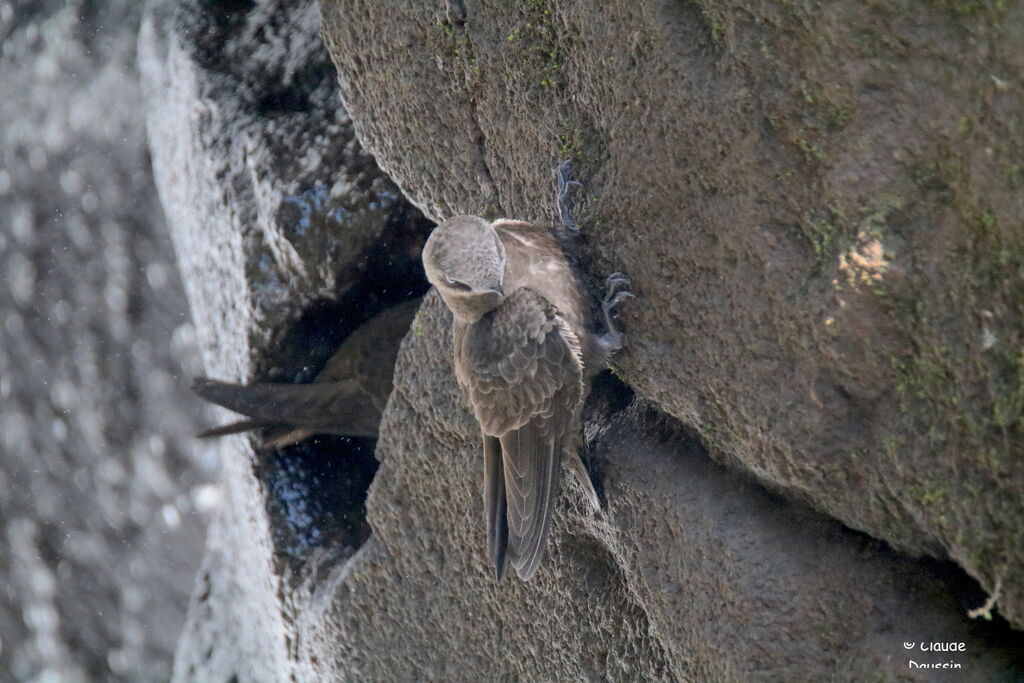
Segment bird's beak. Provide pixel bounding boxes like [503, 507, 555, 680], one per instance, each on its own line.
[489, 285, 504, 296]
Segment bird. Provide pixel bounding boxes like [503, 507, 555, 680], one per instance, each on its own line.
[421, 160, 633, 581]
[192, 298, 420, 449]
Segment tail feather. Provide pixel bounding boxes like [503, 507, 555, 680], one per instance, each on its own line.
[192, 377, 291, 422]
[196, 418, 268, 439]
[191, 376, 380, 438]
[484, 434, 509, 580]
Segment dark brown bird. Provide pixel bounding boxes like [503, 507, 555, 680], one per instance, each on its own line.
[192, 298, 420, 449]
[421, 161, 633, 580]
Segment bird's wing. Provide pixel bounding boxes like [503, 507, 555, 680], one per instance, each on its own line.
[196, 418, 270, 439]
[499, 418, 564, 579]
[317, 298, 420, 412]
[483, 434, 509, 578]
[455, 287, 584, 580]
[192, 377, 382, 438]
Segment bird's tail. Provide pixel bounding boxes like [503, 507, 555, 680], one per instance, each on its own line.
[192, 377, 294, 421]
[196, 418, 269, 439]
[191, 376, 287, 442]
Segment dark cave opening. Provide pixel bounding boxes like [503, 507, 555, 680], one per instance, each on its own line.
[580, 370, 636, 505]
[261, 434, 378, 568]
[252, 199, 432, 576]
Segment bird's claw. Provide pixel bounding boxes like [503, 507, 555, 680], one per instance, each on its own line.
[605, 272, 631, 298]
[605, 290, 636, 310]
[555, 158, 582, 235]
[600, 273, 634, 351]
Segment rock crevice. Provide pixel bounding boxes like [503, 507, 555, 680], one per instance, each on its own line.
[143, 0, 1024, 679]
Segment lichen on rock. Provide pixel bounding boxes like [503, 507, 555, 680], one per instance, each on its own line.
[320, 0, 1024, 630]
[140, 0, 1024, 678]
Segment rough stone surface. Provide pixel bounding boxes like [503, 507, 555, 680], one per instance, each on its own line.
[139, 0, 430, 679]
[320, 0, 1024, 626]
[0, 0, 213, 679]
[142, 0, 1024, 680]
[288, 294, 1023, 681]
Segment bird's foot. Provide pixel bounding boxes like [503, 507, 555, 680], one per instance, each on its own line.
[599, 272, 635, 355]
[554, 158, 583, 236]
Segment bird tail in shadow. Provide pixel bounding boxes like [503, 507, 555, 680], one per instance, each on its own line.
[196, 418, 268, 439]
[191, 377, 307, 423]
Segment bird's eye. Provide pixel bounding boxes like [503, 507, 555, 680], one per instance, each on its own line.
[446, 278, 472, 292]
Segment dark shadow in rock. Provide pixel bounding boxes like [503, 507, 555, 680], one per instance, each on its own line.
[581, 371, 636, 504]
[199, 0, 255, 14]
[187, 0, 256, 66]
[261, 435, 377, 569]
[264, 204, 433, 386]
[940, 563, 1023, 647]
[252, 203, 432, 576]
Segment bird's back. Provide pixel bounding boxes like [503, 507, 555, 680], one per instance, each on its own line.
[493, 220, 597, 371]
[316, 297, 421, 412]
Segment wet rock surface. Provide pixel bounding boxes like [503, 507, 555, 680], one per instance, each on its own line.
[140, 0, 430, 678]
[0, 0, 213, 679]
[320, 0, 1024, 627]
[141, 0, 428, 566]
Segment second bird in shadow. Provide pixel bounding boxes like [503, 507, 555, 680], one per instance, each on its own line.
[192, 298, 421, 449]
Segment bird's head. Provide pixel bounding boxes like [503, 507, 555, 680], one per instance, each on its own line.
[423, 215, 507, 322]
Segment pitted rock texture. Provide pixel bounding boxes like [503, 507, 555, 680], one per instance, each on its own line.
[144, 0, 1024, 680]
[140, 0, 429, 678]
[284, 293, 1023, 681]
[0, 0, 213, 679]
[320, 0, 1024, 626]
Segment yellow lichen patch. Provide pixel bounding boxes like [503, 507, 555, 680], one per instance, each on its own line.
[836, 231, 890, 290]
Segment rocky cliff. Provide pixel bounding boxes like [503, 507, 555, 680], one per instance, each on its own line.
[0, 0, 212, 678]
[143, 0, 1024, 680]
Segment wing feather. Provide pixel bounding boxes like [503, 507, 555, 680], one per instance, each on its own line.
[501, 419, 562, 579]
[483, 434, 509, 579]
[191, 377, 381, 438]
[454, 288, 584, 580]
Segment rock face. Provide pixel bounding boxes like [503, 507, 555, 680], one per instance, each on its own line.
[0, 0, 213, 679]
[139, 0, 431, 679]
[145, 0, 1024, 680]
[319, 0, 1024, 628]
[289, 295, 1024, 681]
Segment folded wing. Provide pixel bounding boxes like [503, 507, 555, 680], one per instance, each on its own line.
[191, 377, 382, 439]
[454, 288, 584, 580]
